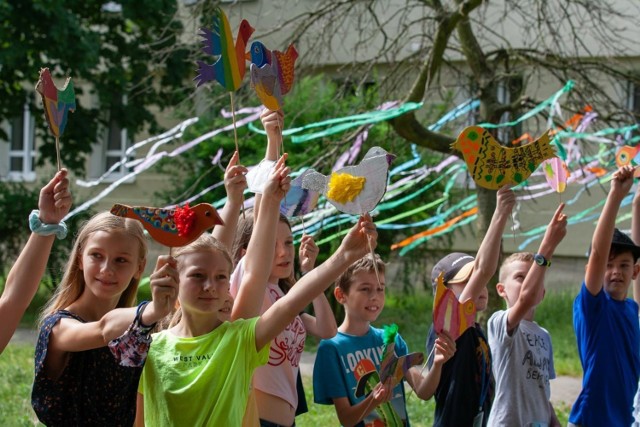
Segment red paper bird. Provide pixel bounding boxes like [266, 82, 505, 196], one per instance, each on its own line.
[249, 42, 299, 110]
[110, 203, 223, 247]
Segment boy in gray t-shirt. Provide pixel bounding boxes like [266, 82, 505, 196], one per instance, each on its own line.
[487, 204, 567, 427]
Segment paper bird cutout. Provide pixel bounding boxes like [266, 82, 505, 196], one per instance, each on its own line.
[452, 126, 555, 190]
[194, 7, 254, 91]
[245, 159, 275, 194]
[615, 145, 640, 177]
[353, 359, 404, 426]
[433, 272, 476, 341]
[542, 157, 570, 193]
[35, 68, 76, 139]
[281, 170, 320, 218]
[110, 203, 223, 247]
[301, 146, 395, 215]
[249, 41, 299, 110]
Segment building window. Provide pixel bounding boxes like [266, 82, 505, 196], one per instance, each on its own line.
[496, 76, 523, 144]
[6, 103, 36, 181]
[105, 117, 130, 175]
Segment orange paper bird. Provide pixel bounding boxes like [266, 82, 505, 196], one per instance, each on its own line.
[433, 272, 476, 341]
[452, 126, 555, 190]
[110, 203, 223, 247]
[249, 42, 299, 110]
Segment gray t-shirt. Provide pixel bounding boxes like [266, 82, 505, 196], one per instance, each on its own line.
[487, 309, 556, 427]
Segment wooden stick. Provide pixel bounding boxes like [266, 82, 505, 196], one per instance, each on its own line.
[229, 92, 245, 219]
[55, 136, 61, 171]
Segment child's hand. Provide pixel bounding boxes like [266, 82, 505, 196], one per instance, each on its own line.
[223, 151, 248, 205]
[370, 379, 393, 406]
[541, 203, 568, 251]
[262, 153, 291, 202]
[496, 185, 516, 215]
[147, 255, 179, 322]
[339, 214, 377, 262]
[38, 169, 72, 225]
[260, 108, 284, 146]
[433, 332, 456, 366]
[299, 234, 319, 274]
[611, 165, 635, 196]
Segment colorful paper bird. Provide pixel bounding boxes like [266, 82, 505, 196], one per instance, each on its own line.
[280, 170, 320, 218]
[452, 126, 555, 190]
[110, 203, 223, 247]
[615, 145, 640, 177]
[542, 157, 570, 193]
[35, 68, 76, 139]
[194, 7, 255, 91]
[353, 325, 423, 426]
[249, 42, 299, 110]
[433, 272, 476, 341]
[301, 146, 395, 215]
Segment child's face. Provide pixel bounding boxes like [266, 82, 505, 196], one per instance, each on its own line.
[496, 260, 532, 308]
[79, 230, 144, 303]
[604, 251, 640, 300]
[336, 271, 386, 323]
[178, 250, 232, 316]
[269, 221, 295, 283]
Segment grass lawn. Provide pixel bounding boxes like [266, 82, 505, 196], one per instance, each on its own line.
[0, 290, 577, 425]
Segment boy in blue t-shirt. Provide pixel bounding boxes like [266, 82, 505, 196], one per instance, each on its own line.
[313, 254, 456, 427]
[569, 165, 640, 426]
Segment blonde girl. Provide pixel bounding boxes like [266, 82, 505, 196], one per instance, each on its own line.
[136, 155, 377, 425]
[32, 211, 178, 426]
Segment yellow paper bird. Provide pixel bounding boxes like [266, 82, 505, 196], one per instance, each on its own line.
[452, 126, 555, 190]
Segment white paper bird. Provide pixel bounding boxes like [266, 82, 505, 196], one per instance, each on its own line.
[301, 146, 395, 215]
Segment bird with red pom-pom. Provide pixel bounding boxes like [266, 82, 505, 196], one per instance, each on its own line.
[110, 203, 223, 247]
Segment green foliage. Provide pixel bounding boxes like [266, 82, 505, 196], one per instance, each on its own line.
[0, 0, 192, 173]
[0, 344, 39, 426]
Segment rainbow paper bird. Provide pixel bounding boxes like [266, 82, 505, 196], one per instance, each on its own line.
[452, 126, 555, 190]
[542, 157, 570, 193]
[615, 145, 640, 177]
[110, 203, 223, 247]
[301, 146, 395, 215]
[249, 41, 299, 110]
[194, 7, 255, 91]
[433, 272, 476, 341]
[36, 68, 76, 139]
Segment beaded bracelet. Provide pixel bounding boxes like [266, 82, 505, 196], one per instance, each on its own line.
[29, 210, 68, 240]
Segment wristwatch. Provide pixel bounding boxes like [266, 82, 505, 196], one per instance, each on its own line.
[534, 253, 551, 267]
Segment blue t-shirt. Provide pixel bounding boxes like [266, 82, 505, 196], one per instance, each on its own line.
[313, 327, 410, 426]
[570, 282, 640, 426]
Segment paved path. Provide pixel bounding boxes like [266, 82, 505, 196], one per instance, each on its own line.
[300, 351, 581, 406]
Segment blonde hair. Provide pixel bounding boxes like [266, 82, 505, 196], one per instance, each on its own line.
[498, 252, 534, 282]
[168, 234, 233, 327]
[39, 211, 147, 326]
[231, 209, 295, 294]
[336, 253, 386, 293]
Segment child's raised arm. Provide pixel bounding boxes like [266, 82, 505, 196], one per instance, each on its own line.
[407, 331, 456, 400]
[253, 109, 283, 220]
[0, 169, 71, 353]
[460, 185, 516, 302]
[48, 255, 179, 353]
[298, 234, 338, 339]
[585, 165, 635, 295]
[231, 154, 290, 321]
[212, 151, 247, 252]
[255, 215, 377, 351]
[505, 203, 567, 332]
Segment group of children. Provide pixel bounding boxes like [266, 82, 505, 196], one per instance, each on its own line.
[2, 109, 640, 426]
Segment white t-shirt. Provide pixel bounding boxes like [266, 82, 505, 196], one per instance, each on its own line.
[487, 309, 556, 427]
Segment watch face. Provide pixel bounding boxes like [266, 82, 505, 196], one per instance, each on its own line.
[534, 254, 546, 266]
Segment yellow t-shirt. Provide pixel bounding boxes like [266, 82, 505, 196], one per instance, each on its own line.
[139, 318, 269, 426]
